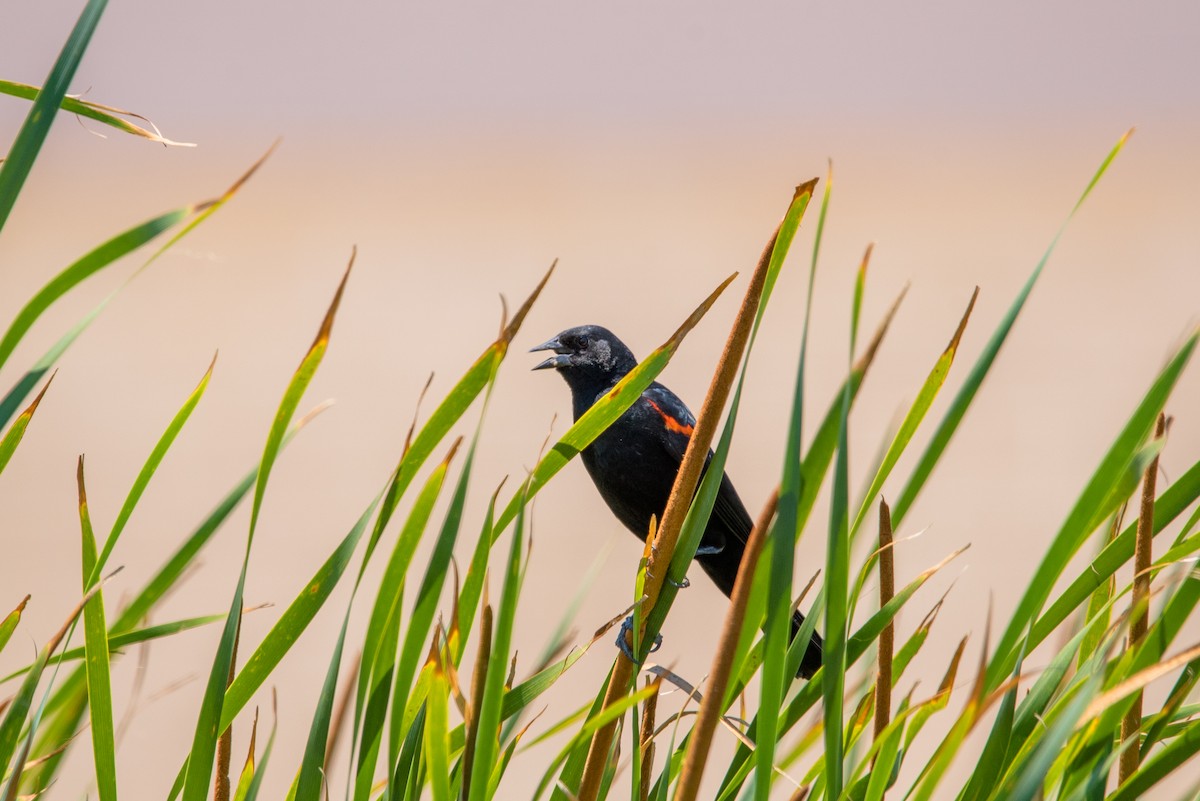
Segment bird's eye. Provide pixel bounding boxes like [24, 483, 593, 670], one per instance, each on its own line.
[577, 335, 589, 349]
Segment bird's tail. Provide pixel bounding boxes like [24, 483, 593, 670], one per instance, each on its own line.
[696, 542, 823, 680]
[791, 609, 824, 680]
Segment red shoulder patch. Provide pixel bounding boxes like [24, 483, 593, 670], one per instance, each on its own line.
[645, 398, 694, 437]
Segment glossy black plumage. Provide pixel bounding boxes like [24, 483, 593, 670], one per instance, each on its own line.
[532, 324, 823, 679]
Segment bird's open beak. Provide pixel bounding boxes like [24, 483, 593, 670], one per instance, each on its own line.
[530, 336, 571, 370]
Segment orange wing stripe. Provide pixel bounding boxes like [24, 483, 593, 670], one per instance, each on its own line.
[646, 399, 694, 437]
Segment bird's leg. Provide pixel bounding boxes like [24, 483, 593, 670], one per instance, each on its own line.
[616, 615, 662, 665]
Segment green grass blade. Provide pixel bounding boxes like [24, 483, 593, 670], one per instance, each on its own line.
[87, 355, 215, 584]
[499, 644, 593, 722]
[1004, 673, 1103, 801]
[364, 264, 552, 562]
[467, 490, 527, 801]
[352, 456, 454, 801]
[0, 0, 108, 237]
[0, 596, 29, 655]
[20, 423, 315, 793]
[987, 331, 1197, 689]
[817, 247, 868, 801]
[0, 152, 265, 431]
[0, 79, 195, 146]
[647, 180, 814, 654]
[453, 483, 503, 664]
[891, 131, 1132, 530]
[181, 259, 352, 801]
[714, 547, 963, 800]
[0, 207, 193, 377]
[1110, 722, 1200, 801]
[76, 459, 117, 801]
[222, 494, 380, 733]
[241, 704, 278, 801]
[793, 290, 905, 539]
[1030, 455, 1200, 654]
[360, 409, 487, 789]
[0, 581, 100, 772]
[294, 613, 352, 801]
[0, 374, 53, 476]
[18, 359, 226, 790]
[230, 711, 259, 801]
[723, 180, 818, 801]
[1, 613, 228, 684]
[388, 439, 477, 759]
[425, 655, 453, 801]
[849, 289, 977, 541]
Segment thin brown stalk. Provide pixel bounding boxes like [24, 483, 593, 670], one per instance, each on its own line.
[674, 489, 779, 801]
[787, 785, 811, 801]
[638, 679, 659, 801]
[873, 498, 895, 752]
[214, 614, 240, 801]
[1119, 412, 1167, 784]
[323, 648, 361, 776]
[577, 181, 817, 801]
[462, 603, 494, 801]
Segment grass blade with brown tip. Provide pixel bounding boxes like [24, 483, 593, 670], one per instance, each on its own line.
[76, 458, 117, 801]
[181, 256, 352, 801]
[0, 373, 53, 477]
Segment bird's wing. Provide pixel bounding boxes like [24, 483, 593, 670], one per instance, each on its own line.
[643, 385, 753, 549]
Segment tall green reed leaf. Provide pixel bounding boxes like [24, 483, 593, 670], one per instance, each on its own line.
[987, 331, 1197, 689]
[76, 459, 117, 801]
[0, 374, 53, 477]
[0, 0, 108, 237]
[891, 130, 1132, 532]
[0, 149, 270, 430]
[0, 597, 29, 655]
[0, 80, 194, 147]
[849, 288, 978, 542]
[0, 208, 193, 378]
[467, 490, 527, 801]
[180, 256, 352, 801]
[0, 578, 105, 775]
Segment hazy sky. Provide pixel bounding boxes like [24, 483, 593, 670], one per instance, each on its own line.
[7, 1, 1200, 136]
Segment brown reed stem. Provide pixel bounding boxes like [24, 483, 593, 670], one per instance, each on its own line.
[576, 180, 817, 801]
[674, 489, 779, 801]
[214, 615, 240, 801]
[1119, 412, 1166, 785]
[873, 498, 895, 753]
[638, 681, 658, 801]
[462, 603, 494, 801]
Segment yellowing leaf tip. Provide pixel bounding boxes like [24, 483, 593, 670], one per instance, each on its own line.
[442, 435, 465, 467]
[794, 177, 820, 201]
[945, 286, 981, 355]
[665, 272, 737, 351]
[502, 259, 557, 345]
[313, 248, 355, 349]
[221, 139, 280, 201]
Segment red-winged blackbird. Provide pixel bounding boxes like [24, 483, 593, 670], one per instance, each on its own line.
[532, 324, 823, 679]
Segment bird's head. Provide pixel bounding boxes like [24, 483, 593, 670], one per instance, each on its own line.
[530, 325, 638, 393]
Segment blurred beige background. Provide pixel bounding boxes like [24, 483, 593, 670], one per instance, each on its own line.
[2, 1, 1199, 798]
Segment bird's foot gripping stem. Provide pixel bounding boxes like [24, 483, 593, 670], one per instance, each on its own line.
[646, 567, 689, 589]
[616, 616, 662, 665]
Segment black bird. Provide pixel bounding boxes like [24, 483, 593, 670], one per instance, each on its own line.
[532, 324, 823, 679]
